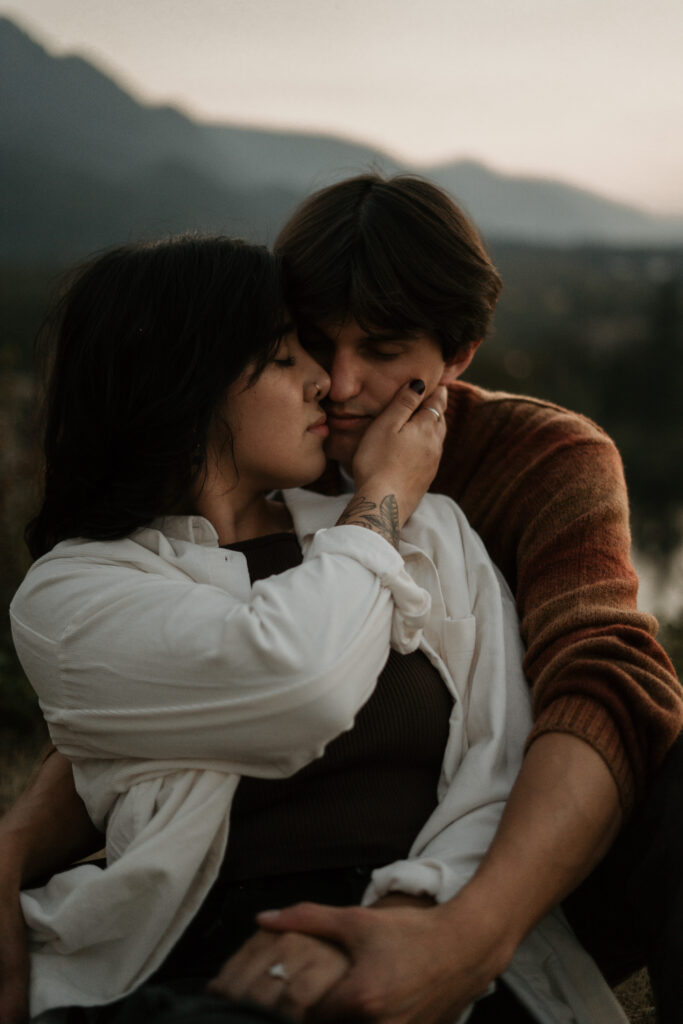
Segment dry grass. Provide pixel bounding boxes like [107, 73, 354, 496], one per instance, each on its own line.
[614, 971, 656, 1022]
[0, 736, 657, 1021]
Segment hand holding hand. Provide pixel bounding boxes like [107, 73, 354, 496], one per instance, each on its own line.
[256, 894, 508, 1024]
[207, 927, 350, 1023]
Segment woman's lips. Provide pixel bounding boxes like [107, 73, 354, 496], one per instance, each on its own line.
[307, 415, 330, 437]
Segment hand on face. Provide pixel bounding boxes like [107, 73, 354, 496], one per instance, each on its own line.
[350, 380, 448, 527]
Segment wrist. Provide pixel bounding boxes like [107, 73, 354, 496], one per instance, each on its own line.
[351, 473, 396, 499]
[354, 479, 416, 523]
[439, 880, 522, 979]
[337, 490, 403, 548]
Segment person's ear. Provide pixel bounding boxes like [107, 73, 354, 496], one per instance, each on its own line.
[440, 340, 481, 384]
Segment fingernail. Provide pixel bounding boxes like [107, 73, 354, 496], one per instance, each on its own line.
[257, 909, 281, 920]
[410, 379, 426, 394]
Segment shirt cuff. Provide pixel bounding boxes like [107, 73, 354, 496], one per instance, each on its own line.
[307, 526, 431, 653]
[362, 858, 472, 907]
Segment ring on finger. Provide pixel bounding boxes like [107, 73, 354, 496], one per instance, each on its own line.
[424, 405, 442, 422]
[268, 962, 291, 983]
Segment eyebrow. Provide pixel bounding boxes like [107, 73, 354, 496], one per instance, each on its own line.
[362, 332, 416, 343]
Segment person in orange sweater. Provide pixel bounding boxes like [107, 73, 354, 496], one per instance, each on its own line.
[1, 175, 681, 1024]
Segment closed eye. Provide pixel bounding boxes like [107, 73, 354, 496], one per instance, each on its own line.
[362, 343, 408, 360]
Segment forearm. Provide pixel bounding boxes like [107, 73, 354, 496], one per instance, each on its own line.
[445, 731, 622, 973]
[0, 749, 102, 888]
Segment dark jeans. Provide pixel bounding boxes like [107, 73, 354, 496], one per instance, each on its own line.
[563, 731, 683, 1022]
[39, 984, 292, 1024]
[40, 979, 533, 1024]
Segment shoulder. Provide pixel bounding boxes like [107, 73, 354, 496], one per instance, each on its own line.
[436, 381, 625, 506]
[13, 534, 159, 597]
[433, 382, 629, 580]
[10, 536, 143, 639]
[444, 381, 615, 450]
[10, 525, 223, 640]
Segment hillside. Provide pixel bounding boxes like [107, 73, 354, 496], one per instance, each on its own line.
[2, 15, 682, 262]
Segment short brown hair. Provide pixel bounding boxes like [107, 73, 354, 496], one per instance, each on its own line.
[275, 174, 502, 359]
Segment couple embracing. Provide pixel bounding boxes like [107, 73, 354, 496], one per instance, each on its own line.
[3, 175, 682, 1024]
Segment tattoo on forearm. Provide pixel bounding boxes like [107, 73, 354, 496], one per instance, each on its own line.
[337, 494, 400, 548]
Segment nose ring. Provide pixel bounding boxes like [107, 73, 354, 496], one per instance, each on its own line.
[315, 381, 322, 396]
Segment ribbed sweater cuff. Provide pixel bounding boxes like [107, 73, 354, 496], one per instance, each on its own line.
[525, 696, 635, 816]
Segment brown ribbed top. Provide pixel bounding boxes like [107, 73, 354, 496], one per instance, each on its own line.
[220, 532, 452, 879]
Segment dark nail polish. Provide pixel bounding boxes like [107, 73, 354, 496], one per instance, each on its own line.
[410, 379, 426, 394]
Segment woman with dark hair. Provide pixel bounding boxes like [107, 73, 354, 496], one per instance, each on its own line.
[5, 231, 625, 1024]
[26, 236, 299, 555]
[10, 233, 447, 1022]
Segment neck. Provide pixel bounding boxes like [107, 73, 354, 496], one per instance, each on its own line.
[192, 481, 292, 546]
[341, 461, 354, 483]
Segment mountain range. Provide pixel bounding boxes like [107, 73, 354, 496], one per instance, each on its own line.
[2, 15, 682, 263]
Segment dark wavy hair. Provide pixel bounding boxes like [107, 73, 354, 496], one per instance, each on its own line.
[275, 173, 502, 359]
[26, 235, 286, 558]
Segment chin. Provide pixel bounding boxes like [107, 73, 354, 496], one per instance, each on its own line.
[323, 435, 359, 466]
[297, 454, 328, 487]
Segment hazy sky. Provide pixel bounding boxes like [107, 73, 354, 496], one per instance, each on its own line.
[4, 0, 682, 213]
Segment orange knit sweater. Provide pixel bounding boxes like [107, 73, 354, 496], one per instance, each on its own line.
[319, 382, 683, 814]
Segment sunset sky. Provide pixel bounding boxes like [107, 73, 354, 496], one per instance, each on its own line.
[3, 0, 682, 213]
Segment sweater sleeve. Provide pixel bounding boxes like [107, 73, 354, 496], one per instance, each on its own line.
[437, 385, 683, 813]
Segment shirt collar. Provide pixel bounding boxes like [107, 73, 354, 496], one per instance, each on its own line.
[146, 515, 220, 547]
[282, 489, 349, 541]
